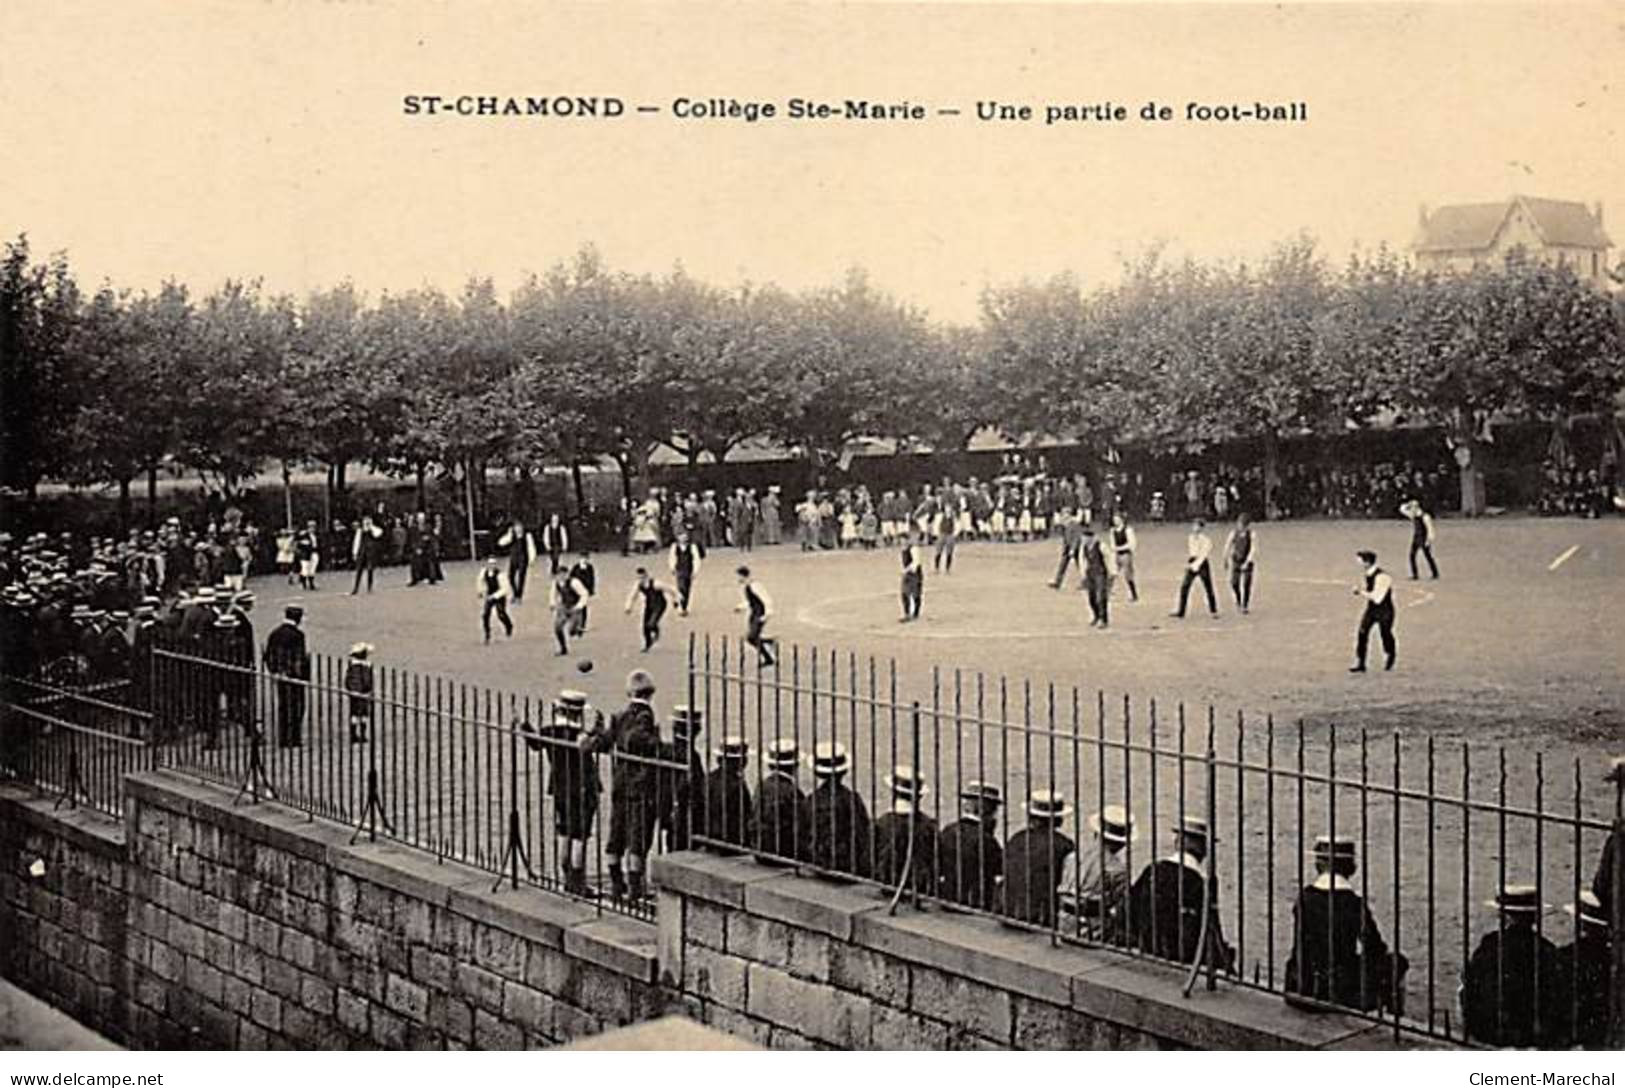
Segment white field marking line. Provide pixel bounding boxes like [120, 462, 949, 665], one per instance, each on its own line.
[1406, 589, 1436, 610]
[1548, 545, 1580, 572]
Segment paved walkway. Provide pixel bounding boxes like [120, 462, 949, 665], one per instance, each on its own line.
[0, 979, 120, 1051]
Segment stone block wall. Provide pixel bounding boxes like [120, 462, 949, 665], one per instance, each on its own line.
[652, 851, 1412, 1050]
[0, 793, 131, 1042]
[0, 774, 670, 1049]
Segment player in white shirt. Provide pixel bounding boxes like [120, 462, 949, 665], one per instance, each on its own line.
[1170, 519, 1219, 619]
[1349, 549, 1396, 673]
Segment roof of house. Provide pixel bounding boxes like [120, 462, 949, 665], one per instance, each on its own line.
[1416, 195, 1612, 253]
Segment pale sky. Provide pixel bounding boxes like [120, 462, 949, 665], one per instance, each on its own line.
[2, 1, 1620, 323]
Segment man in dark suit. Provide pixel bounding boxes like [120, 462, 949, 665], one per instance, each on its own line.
[1463, 884, 1571, 1047]
[753, 738, 807, 865]
[1120, 817, 1236, 971]
[586, 670, 663, 902]
[806, 742, 872, 879]
[263, 603, 310, 748]
[938, 783, 1003, 911]
[1002, 790, 1075, 927]
[1284, 837, 1406, 1013]
[873, 766, 938, 897]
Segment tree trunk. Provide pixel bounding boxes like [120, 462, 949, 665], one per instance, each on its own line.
[117, 476, 132, 533]
[323, 464, 334, 529]
[1261, 429, 1281, 520]
[335, 460, 348, 495]
[570, 460, 587, 517]
[282, 461, 294, 529]
[146, 465, 158, 527]
[415, 462, 427, 511]
[1457, 436, 1486, 517]
[686, 446, 702, 491]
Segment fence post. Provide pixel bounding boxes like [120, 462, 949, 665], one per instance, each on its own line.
[1611, 816, 1625, 1049]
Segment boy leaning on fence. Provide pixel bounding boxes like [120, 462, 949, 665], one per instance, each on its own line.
[586, 669, 663, 903]
[344, 643, 374, 744]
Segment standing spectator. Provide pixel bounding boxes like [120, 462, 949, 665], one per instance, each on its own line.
[294, 520, 321, 591]
[344, 642, 374, 744]
[759, 486, 782, 546]
[263, 603, 310, 748]
[349, 516, 383, 595]
[587, 669, 663, 902]
[521, 690, 600, 898]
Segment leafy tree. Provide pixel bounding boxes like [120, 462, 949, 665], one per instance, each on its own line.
[0, 236, 82, 498]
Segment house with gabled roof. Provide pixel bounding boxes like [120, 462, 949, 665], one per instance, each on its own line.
[1413, 195, 1612, 288]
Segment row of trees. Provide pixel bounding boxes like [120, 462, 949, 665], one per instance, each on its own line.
[2, 233, 1621, 526]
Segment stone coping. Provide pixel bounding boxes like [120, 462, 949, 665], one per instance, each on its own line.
[652, 851, 1441, 1051]
[0, 784, 126, 854]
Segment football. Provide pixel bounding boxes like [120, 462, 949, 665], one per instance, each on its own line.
[576, 658, 594, 674]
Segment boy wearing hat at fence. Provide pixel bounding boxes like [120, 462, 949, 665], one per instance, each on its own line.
[659, 707, 706, 852]
[753, 738, 807, 866]
[806, 741, 873, 879]
[521, 690, 602, 898]
[703, 735, 755, 854]
[586, 670, 663, 902]
[937, 782, 1003, 911]
[1350, 549, 1396, 673]
[263, 603, 310, 748]
[1002, 790, 1076, 927]
[1462, 884, 1571, 1048]
[1121, 817, 1236, 971]
[874, 766, 939, 896]
[1561, 891, 1612, 1049]
[1062, 804, 1135, 938]
[344, 643, 375, 744]
[1284, 836, 1406, 1014]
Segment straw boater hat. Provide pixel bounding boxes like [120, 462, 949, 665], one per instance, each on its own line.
[764, 738, 800, 772]
[1173, 815, 1217, 844]
[1564, 891, 1608, 928]
[1026, 789, 1072, 822]
[549, 689, 589, 729]
[1486, 883, 1544, 914]
[960, 781, 1002, 807]
[883, 765, 930, 813]
[715, 735, 749, 763]
[1603, 756, 1625, 785]
[1312, 835, 1356, 861]
[1089, 804, 1137, 846]
[810, 741, 850, 778]
[195, 586, 217, 603]
[671, 706, 704, 741]
[349, 642, 373, 658]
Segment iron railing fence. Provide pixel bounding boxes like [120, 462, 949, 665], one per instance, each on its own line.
[145, 640, 688, 922]
[0, 675, 152, 819]
[685, 632, 1624, 1049]
[5, 630, 1620, 1048]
